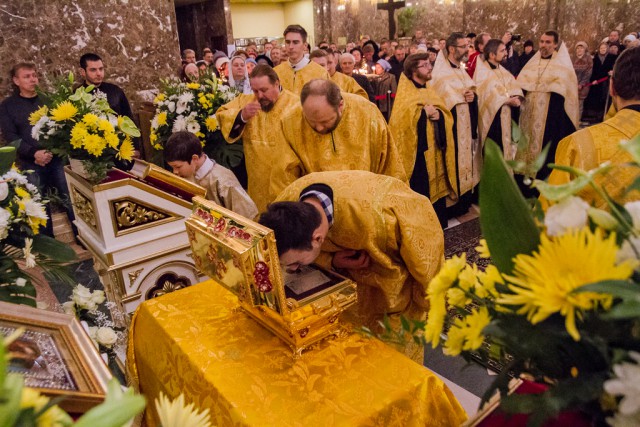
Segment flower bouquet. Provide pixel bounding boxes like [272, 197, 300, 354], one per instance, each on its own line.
[0, 146, 77, 307]
[381, 136, 640, 426]
[149, 74, 244, 169]
[29, 73, 141, 184]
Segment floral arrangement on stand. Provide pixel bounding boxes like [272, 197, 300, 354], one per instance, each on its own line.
[0, 147, 76, 307]
[29, 73, 141, 184]
[149, 74, 243, 170]
[378, 136, 640, 426]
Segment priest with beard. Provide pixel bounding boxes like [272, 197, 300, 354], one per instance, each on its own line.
[271, 79, 406, 197]
[474, 39, 524, 162]
[216, 65, 299, 212]
[517, 30, 579, 193]
[388, 53, 457, 229]
[431, 32, 480, 217]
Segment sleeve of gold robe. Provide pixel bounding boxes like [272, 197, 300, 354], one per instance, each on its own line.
[216, 96, 249, 143]
[348, 78, 369, 100]
[269, 122, 303, 204]
[548, 132, 597, 187]
[396, 189, 445, 308]
[372, 112, 408, 182]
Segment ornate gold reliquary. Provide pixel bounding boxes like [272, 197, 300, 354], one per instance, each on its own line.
[186, 197, 357, 355]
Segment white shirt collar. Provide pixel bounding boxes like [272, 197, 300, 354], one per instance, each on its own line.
[290, 56, 310, 72]
[195, 155, 215, 181]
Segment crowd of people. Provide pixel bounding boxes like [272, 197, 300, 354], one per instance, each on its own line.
[2, 23, 639, 339]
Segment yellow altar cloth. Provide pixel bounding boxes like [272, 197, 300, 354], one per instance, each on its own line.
[127, 281, 467, 427]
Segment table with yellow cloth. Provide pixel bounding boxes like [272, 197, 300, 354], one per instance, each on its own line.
[127, 281, 467, 427]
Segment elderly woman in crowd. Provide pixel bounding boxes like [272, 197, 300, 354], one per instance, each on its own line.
[583, 41, 616, 122]
[572, 41, 593, 118]
[372, 58, 397, 120]
[228, 55, 252, 94]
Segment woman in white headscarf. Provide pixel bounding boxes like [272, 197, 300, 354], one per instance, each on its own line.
[228, 55, 252, 94]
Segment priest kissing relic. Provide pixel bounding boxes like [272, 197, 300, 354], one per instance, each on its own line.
[186, 197, 357, 355]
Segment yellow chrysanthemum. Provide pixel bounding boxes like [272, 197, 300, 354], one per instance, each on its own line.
[476, 264, 503, 299]
[498, 228, 635, 341]
[205, 116, 218, 132]
[458, 263, 480, 291]
[443, 306, 491, 356]
[83, 133, 107, 157]
[187, 82, 200, 90]
[118, 137, 135, 161]
[82, 113, 99, 127]
[476, 239, 491, 258]
[446, 287, 470, 307]
[154, 93, 166, 104]
[156, 111, 168, 127]
[15, 186, 30, 200]
[98, 119, 115, 133]
[104, 132, 120, 149]
[21, 387, 72, 426]
[28, 105, 48, 125]
[424, 254, 468, 347]
[50, 101, 78, 122]
[70, 123, 89, 148]
[150, 132, 158, 143]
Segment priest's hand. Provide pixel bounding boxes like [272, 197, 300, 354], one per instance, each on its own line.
[507, 96, 521, 107]
[241, 101, 261, 122]
[34, 149, 52, 166]
[332, 250, 371, 270]
[424, 105, 440, 121]
[463, 90, 475, 103]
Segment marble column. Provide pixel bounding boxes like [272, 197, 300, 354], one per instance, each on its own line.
[175, 0, 234, 56]
[0, 0, 181, 106]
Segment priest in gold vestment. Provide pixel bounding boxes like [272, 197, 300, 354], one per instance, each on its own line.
[261, 170, 444, 332]
[389, 53, 457, 229]
[273, 25, 329, 95]
[216, 65, 299, 212]
[548, 46, 640, 208]
[271, 79, 406, 197]
[474, 39, 524, 161]
[517, 31, 579, 188]
[431, 32, 480, 215]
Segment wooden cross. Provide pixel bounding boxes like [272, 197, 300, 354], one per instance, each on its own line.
[376, 0, 406, 40]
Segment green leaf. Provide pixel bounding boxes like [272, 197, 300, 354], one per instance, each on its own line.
[531, 143, 551, 174]
[0, 146, 16, 173]
[511, 120, 522, 144]
[533, 175, 591, 201]
[0, 374, 24, 427]
[119, 116, 141, 138]
[621, 133, 640, 165]
[604, 301, 640, 319]
[32, 234, 77, 262]
[588, 207, 619, 230]
[479, 139, 540, 274]
[573, 280, 640, 302]
[626, 174, 640, 195]
[74, 379, 146, 427]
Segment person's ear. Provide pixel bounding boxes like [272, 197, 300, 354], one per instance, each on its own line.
[311, 228, 325, 247]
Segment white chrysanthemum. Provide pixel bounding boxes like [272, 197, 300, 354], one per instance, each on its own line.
[3, 170, 29, 185]
[0, 208, 11, 240]
[23, 237, 36, 268]
[544, 196, 590, 236]
[625, 201, 640, 232]
[151, 115, 159, 129]
[155, 393, 212, 427]
[618, 237, 640, 265]
[172, 115, 187, 132]
[23, 198, 47, 221]
[176, 92, 194, 114]
[604, 352, 640, 416]
[30, 115, 50, 140]
[168, 101, 176, 113]
[186, 121, 201, 134]
[25, 183, 40, 201]
[0, 181, 8, 201]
